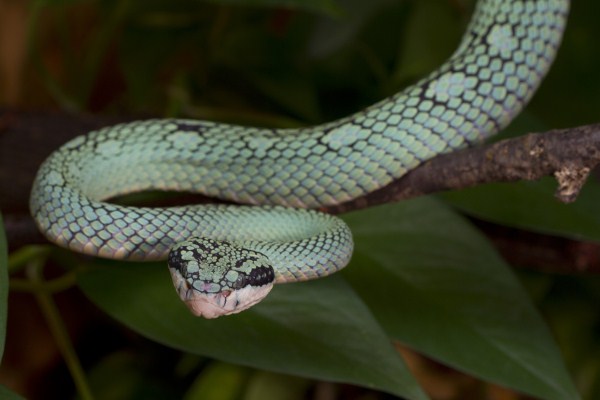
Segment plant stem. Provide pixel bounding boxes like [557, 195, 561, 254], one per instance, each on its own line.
[26, 261, 94, 400]
[10, 270, 77, 293]
[7, 245, 51, 273]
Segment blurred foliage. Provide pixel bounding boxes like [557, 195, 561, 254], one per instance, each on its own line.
[2, 0, 600, 399]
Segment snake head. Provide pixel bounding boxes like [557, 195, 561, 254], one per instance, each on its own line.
[167, 238, 275, 318]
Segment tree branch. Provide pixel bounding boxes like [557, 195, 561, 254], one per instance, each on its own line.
[324, 123, 600, 214]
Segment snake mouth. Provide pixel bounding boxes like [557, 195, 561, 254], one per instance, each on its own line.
[169, 267, 273, 318]
[184, 285, 273, 318]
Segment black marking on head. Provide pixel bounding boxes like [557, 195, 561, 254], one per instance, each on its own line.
[232, 266, 275, 289]
[168, 238, 219, 275]
[249, 266, 275, 287]
[167, 249, 185, 273]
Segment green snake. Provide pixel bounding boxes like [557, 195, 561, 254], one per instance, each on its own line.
[30, 0, 569, 318]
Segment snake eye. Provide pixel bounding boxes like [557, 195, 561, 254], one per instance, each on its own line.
[233, 273, 247, 290]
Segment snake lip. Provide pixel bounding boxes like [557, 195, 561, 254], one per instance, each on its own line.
[184, 284, 274, 318]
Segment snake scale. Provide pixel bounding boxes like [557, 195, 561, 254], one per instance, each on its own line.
[30, 0, 569, 318]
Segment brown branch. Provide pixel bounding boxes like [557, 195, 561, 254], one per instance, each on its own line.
[325, 123, 600, 214]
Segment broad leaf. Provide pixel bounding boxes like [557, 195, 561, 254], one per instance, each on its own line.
[342, 198, 580, 400]
[0, 385, 24, 400]
[78, 263, 427, 399]
[0, 214, 7, 362]
[441, 178, 600, 242]
[0, 217, 20, 400]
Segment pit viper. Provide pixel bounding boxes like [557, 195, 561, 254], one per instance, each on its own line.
[30, 0, 569, 318]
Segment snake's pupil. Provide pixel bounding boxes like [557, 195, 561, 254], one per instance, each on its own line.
[233, 274, 247, 290]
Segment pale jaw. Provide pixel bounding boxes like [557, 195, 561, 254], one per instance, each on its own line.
[169, 267, 274, 318]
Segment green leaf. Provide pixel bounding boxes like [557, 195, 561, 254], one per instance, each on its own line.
[342, 198, 580, 400]
[0, 385, 24, 400]
[526, 0, 600, 128]
[0, 214, 8, 362]
[243, 72, 321, 123]
[308, 0, 398, 58]
[77, 263, 427, 399]
[0, 217, 21, 400]
[441, 178, 600, 242]
[391, 0, 464, 87]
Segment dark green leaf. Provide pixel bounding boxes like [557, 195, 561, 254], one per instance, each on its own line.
[342, 198, 580, 400]
[0, 385, 24, 400]
[0, 217, 20, 400]
[391, 0, 464, 87]
[308, 0, 398, 58]
[441, 178, 600, 242]
[0, 214, 7, 362]
[77, 263, 427, 399]
[526, 0, 600, 128]
[243, 72, 321, 123]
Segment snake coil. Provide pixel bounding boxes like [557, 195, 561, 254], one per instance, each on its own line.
[30, 0, 569, 318]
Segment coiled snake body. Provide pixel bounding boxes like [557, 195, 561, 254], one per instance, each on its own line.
[30, 0, 569, 318]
